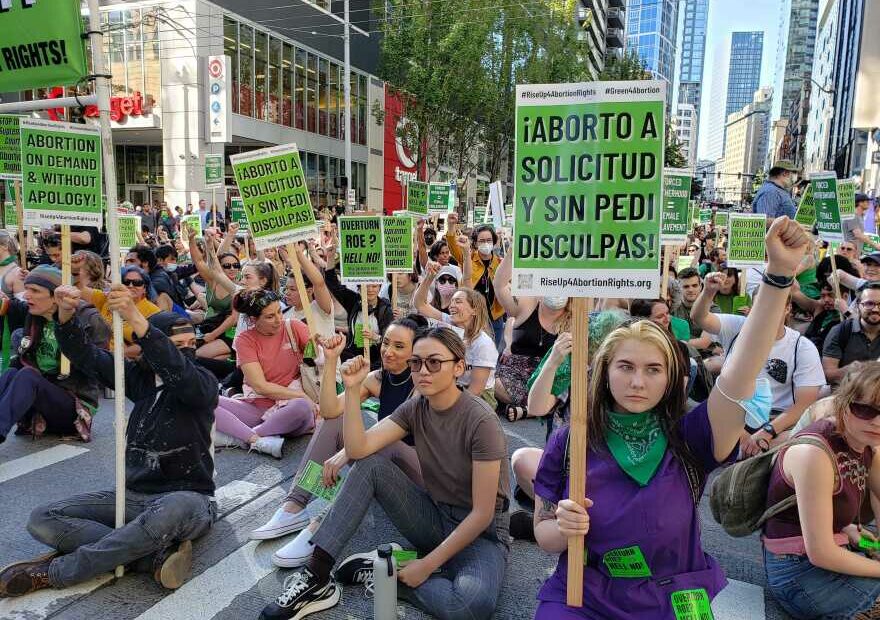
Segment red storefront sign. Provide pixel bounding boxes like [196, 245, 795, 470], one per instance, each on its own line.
[83, 91, 153, 123]
[383, 86, 425, 215]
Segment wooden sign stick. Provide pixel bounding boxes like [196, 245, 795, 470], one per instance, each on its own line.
[360, 285, 371, 365]
[829, 251, 845, 321]
[60, 225, 72, 376]
[391, 272, 399, 315]
[566, 296, 591, 607]
[660, 246, 672, 301]
[285, 243, 316, 341]
[14, 180, 25, 267]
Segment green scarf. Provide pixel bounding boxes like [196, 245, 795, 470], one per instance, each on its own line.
[606, 410, 667, 486]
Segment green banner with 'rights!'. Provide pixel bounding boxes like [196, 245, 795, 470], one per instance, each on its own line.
[661, 168, 691, 244]
[338, 215, 386, 284]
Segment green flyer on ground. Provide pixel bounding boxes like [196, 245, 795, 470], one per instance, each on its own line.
[205, 154, 224, 189]
[230, 196, 249, 230]
[383, 215, 414, 273]
[230, 143, 317, 250]
[0, 115, 22, 180]
[295, 460, 344, 502]
[338, 215, 386, 284]
[837, 178, 855, 219]
[118, 215, 141, 249]
[661, 168, 691, 244]
[811, 172, 842, 242]
[0, 0, 89, 93]
[795, 183, 815, 228]
[406, 180, 428, 217]
[727, 213, 767, 268]
[428, 182, 451, 214]
[20, 118, 102, 227]
[511, 81, 665, 298]
[714, 210, 728, 228]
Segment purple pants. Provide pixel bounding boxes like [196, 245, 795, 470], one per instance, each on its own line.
[215, 396, 315, 442]
[0, 367, 76, 440]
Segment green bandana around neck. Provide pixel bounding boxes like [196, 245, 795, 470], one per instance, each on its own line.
[605, 409, 667, 486]
[0, 255, 16, 267]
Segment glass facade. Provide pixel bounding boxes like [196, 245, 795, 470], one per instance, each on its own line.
[726, 32, 764, 118]
[626, 0, 679, 111]
[677, 0, 708, 108]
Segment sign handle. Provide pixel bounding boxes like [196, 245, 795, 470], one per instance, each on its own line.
[391, 272, 399, 316]
[285, 243, 316, 341]
[211, 189, 217, 229]
[59, 225, 71, 377]
[660, 246, 672, 301]
[829, 251, 845, 321]
[14, 180, 25, 267]
[360, 285, 370, 365]
[566, 296, 591, 608]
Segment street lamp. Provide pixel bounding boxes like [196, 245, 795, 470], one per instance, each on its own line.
[809, 77, 835, 95]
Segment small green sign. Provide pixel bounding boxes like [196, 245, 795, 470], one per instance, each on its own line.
[21, 118, 102, 227]
[383, 215, 414, 273]
[795, 183, 815, 228]
[699, 208, 712, 224]
[230, 143, 317, 250]
[428, 182, 451, 214]
[338, 215, 386, 284]
[295, 460, 344, 502]
[118, 215, 141, 249]
[714, 210, 729, 228]
[392, 550, 419, 567]
[406, 180, 428, 217]
[0, 115, 22, 180]
[602, 545, 652, 578]
[727, 213, 766, 268]
[837, 179, 855, 219]
[670, 588, 715, 620]
[677, 255, 694, 273]
[811, 172, 842, 242]
[474, 205, 487, 226]
[182, 214, 203, 237]
[205, 154, 224, 189]
[864, 233, 880, 255]
[230, 196, 249, 230]
[0, 0, 89, 93]
[3, 202, 17, 231]
[661, 168, 692, 244]
[859, 535, 880, 550]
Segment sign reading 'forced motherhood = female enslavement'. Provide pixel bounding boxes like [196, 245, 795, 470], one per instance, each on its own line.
[512, 81, 665, 299]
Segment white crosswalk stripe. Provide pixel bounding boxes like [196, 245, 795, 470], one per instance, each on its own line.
[0, 444, 89, 484]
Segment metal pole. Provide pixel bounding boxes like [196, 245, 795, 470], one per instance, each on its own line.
[0, 95, 98, 114]
[344, 0, 352, 213]
[86, 0, 127, 579]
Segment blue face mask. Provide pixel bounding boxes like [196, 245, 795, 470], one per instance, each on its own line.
[740, 378, 773, 429]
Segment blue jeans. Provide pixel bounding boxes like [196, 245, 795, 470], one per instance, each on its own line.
[0, 367, 76, 439]
[491, 316, 506, 353]
[311, 454, 509, 620]
[28, 489, 216, 587]
[764, 547, 880, 619]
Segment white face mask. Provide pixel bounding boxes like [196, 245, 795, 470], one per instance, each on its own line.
[477, 242, 494, 256]
[543, 296, 568, 310]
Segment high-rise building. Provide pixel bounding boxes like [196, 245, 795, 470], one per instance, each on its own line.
[725, 32, 764, 119]
[702, 39, 729, 161]
[677, 0, 709, 109]
[673, 104, 699, 168]
[719, 87, 773, 203]
[577, 1, 627, 78]
[626, 0, 680, 111]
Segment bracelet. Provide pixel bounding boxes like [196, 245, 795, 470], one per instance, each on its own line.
[713, 377, 747, 412]
[762, 272, 795, 289]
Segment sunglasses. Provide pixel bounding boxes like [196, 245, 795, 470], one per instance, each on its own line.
[850, 402, 880, 421]
[123, 279, 145, 288]
[437, 276, 457, 285]
[221, 262, 241, 269]
[407, 357, 457, 373]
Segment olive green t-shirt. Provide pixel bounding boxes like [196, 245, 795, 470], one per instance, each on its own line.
[390, 390, 510, 511]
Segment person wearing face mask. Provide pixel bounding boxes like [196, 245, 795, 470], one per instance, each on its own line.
[431, 263, 462, 315]
[492, 251, 566, 421]
[448, 224, 505, 347]
[753, 160, 800, 222]
[0, 287, 218, 598]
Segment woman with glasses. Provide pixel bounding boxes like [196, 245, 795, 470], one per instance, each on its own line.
[213, 289, 315, 458]
[261, 326, 509, 620]
[414, 261, 498, 406]
[251, 316, 427, 568]
[762, 361, 880, 619]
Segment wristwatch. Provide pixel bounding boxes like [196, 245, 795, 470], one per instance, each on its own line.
[761, 422, 778, 439]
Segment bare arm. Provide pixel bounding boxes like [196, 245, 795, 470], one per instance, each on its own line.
[466, 367, 490, 396]
[413, 264, 443, 321]
[690, 272, 724, 335]
[534, 495, 567, 554]
[240, 361, 308, 401]
[769, 386, 821, 435]
[298, 243, 334, 316]
[822, 356, 845, 384]
[340, 357, 407, 459]
[492, 250, 529, 318]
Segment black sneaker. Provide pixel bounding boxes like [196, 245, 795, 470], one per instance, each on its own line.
[509, 509, 536, 542]
[333, 543, 402, 586]
[259, 567, 340, 620]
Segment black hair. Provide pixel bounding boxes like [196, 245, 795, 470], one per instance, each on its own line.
[128, 244, 158, 271]
[412, 325, 466, 362]
[43, 234, 62, 249]
[471, 225, 498, 246]
[629, 298, 667, 318]
[817, 255, 859, 290]
[428, 238, 450, 261]
[677, 267, 700, 281]
[155, 244, 178, 262]
[390, 313, 429, 334]
[232, 288, 282, 318]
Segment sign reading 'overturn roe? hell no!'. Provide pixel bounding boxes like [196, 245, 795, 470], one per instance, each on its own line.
[511, 81, 665, 298]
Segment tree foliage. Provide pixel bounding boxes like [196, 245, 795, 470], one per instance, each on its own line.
[598, 49, 651, 81]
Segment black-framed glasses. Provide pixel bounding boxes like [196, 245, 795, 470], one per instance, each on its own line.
[859, 301, 880, 310]
[221, 262, 241, 270]
[437, 276, 457, 285]
[850, 402, 880, 421]
[123, 279, 145, 288]
[407, 357, 457, 373]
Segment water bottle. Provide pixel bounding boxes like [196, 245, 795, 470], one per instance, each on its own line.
[372, 544, 397, 620]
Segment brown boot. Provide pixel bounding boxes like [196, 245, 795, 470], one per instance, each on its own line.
[153, 540, 193, 590]
[0, 552, 58, 598]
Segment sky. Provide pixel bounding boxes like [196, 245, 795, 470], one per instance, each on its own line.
[695, 0, 782, 160]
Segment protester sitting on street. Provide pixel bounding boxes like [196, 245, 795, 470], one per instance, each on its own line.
[212, 289, 316, 459]
[260, 327, 509, 620]
[0, 231, 24, 298]
[126, 245, 182, 313]
[427, 263, 461, 315]
[38, 233, 62, 268]
[802, 282, 846, 352]
[530, 217, 812, 619]
[72, 250, 108, 292]
[492, 251, 565, 421]
[832, 252, 880, 296]
[762, 361, 880, 619]
[251, 318, 426, 569]
[380, 269, 419, 318]
[0, 288, 217, 598]
[671, 267, 716, 351]
[279, 244, 335, 339]
[822, 282, 880, 384]
[415, 262, 498, 406]
[0, 267, 108, 444]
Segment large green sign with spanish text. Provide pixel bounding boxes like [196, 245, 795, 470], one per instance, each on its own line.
[811, 172, 842, 242]
[661, 168, 691, 244]
[512, 81, 665, 298]
[382, 216, 414, 273]
[338, 215, 386, 284]
[0, 0, 89, 93]
[230, 143, 317, 250]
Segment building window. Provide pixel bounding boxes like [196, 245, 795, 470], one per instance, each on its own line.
[239, 25, 254, 117]
[268, 37, 282, 124]
[358, 74, 367, 145]
[224, 17, 239, 114]
[319, 58, 329, 135]
[295, 48, 307, 130]
[282, 42, 293, 126]
[307, 53, 318, 133]
[328, 62, 339, 139]
[254, 31, 268, 121]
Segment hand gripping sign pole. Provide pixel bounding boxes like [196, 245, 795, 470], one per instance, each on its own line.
[285, 243, 317, 341]
[60, 225, 71, 376]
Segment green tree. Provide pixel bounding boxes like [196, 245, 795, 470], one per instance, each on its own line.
[665, 129, 688, 169]
[599, 49, 651, 81]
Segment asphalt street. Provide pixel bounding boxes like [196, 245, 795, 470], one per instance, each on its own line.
[0, 398, 789, 620]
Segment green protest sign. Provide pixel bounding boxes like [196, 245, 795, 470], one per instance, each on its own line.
[661, 168, 691, 244]
[0, 0, 88, 93]
[811, 172, 842, 242]
[383, 216, 414, 273]
[714, 210, 729, 228]
[512, 82, 664, 298]
[295, 460, 344, 502]
[795, 183, 815, 227]
[230, 143, 317, 250]
[837, 178, 855, 219]
[118, 215, 141, 249]
[338, 215, 385, 283]
[229, 196, 249, 230]
[864, 234, 880, 255]
[670, 588, 714, 620]
[182, 214, 202, 237]
[0, 115, 22, 180]
[205, 154, 224, 189]
[474, 205, 487, 225]
[21, 118, 102, 227]
[699, 208, 711, 224]
[406, 180, 428, 217]
[727, 213, 767, 268]
[3, 202, 17, 231]
[677, 255, 694, 273]
[428, 182, 451, 214]
[504, 203, 514, 225]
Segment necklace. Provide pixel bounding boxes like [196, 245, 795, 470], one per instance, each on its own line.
[386, 369, 411, 386]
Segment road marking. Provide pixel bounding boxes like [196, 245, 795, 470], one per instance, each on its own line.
[0, 445, 89, 484]
[713, 579, 765, 619]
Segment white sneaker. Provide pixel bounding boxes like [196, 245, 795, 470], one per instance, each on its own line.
[250, 508, 311, 541]
[272, 528, 316, 568]
[250, 435, 284, 459]
[214, 431, 247, 449]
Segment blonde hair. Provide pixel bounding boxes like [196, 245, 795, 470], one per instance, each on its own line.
[454, 287, 493, 344]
